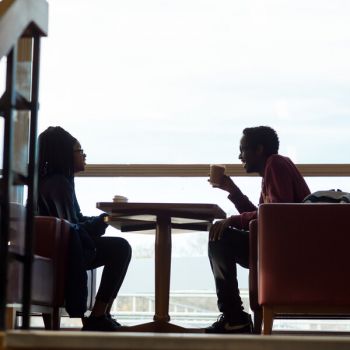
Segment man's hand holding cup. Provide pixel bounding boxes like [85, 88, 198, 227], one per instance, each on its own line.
[209, 164, 237, 194]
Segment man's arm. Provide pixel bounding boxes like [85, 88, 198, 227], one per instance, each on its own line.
[228, 211, 257, 231]
[209, 174, 258, 238]
[228, 185, 257, 213]
[213, 174, 257, 213]
[227, 158, 304, 231]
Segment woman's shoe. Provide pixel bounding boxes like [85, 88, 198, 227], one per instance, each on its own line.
[106, 314, 121, 327]
[81, 315, 120, 331]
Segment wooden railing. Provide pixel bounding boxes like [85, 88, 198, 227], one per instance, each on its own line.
[78, 163, 350, 177]
[0, 0, 48, 59]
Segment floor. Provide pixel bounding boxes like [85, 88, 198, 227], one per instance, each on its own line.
[3, 331, 350, 350]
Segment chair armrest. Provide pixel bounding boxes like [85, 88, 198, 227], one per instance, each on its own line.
[258, 203, 350, 306]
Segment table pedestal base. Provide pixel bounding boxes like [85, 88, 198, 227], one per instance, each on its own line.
[117, 321, 204, 333]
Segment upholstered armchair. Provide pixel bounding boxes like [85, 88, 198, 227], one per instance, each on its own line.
[256, 203, 350, 334]
[7, 216, 96, 330]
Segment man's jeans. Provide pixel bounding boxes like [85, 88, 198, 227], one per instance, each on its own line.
[208, 228, 249, 320]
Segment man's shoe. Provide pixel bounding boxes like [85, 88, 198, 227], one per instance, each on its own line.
[205, 313, 253, 334]
[81, 315, 120, 332]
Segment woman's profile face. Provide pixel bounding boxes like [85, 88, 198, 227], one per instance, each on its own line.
[73, 141, 86, 173]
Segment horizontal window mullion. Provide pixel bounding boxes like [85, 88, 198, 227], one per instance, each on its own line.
[76, 164, 350, 177]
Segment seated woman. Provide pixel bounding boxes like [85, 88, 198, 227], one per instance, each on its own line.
[37, 126, 132, 331]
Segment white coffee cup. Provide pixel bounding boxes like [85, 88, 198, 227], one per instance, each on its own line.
[209, 164, 226, 186]
[113, 195, 128, 203]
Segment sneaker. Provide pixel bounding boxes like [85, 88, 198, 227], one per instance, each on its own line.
[81, 315, 120, 332]
[205, 313, 253, 334]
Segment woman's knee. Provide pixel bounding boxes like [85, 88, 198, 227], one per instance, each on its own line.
[120, 237, 132, 261]
[96, 237, 132, 262]
[109, 237, 132, 262]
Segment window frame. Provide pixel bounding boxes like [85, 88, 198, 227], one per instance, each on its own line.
[77, 163, 350, 178]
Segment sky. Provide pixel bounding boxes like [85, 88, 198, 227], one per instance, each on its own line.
[36, 0, 350, 164]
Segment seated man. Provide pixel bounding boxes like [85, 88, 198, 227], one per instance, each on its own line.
[206, 126, 310, 334]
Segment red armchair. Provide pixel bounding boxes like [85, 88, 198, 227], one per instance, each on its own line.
[7, 216, 96, 330]
[255, 203, 350, 334]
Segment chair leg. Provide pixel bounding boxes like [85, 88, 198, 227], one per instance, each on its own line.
[42, 313, 52, 330]
[52, 308, 60, 330]
[262, 306, 274, 335]
[253, 308, 262, 334]
[6, 307, 17, 329]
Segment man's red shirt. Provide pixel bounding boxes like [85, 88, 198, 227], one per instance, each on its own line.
[228, 154, 310, 230]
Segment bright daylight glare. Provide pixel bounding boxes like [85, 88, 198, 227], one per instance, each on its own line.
[2, 0, 350, 330]
[39, 0, 350, 164]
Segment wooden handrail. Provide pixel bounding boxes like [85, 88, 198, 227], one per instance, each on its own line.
[2, 163, 350, 178]
[0, 0, 48, 59]
[77, 163, 350, 177]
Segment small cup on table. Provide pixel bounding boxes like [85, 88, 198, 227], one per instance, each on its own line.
[113, 195, 128, 203]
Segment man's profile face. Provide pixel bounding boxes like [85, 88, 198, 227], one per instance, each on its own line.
[238, 135, 262, 173]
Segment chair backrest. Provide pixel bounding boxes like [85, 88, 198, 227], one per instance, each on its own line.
[7, 216, 96, 329]
[33, 216, 96, 311]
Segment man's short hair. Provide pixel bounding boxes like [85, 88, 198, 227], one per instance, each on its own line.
[242, 126, 279, 156]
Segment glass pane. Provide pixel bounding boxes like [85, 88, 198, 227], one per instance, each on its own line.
[73, 175, 350, 330]
[75, 176, 255, 326]
[40, 0, 350, 164]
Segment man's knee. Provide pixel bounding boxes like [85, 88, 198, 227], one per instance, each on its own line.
[208, 228, 243, 262]
[208, 238, 228, 261]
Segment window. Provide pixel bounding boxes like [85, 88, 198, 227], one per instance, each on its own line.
[32, 0, 350, 330]
[73, 176, 350, 329]
[40, 0, 350, 164]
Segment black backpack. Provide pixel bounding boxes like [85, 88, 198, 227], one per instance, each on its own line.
[303, 189, 350, 203]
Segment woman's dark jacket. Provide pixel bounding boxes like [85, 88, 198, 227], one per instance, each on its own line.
[37, 174, 107, 317]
